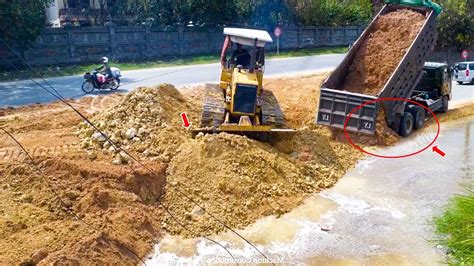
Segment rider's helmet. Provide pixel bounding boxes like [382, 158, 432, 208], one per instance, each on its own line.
[101, 56, 109, 64]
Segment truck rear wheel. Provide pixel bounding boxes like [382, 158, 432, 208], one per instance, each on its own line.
[439, 96, 449, 113]
[413, 107, 425, 130]
[399, 111, 414, 137]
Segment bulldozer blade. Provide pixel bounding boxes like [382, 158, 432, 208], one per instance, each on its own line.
[191, 127, 295, 141]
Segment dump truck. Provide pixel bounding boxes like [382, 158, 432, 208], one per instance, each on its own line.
[194, 28, 293, 137]
[316, 0, 445, 137]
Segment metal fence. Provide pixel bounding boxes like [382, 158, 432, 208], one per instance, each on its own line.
[0, 25, 365, 68]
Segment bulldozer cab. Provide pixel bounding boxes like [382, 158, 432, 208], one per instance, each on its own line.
[195, 27, 292, 138]
[220, 28, 272, 70]
[219, 28, 272, 91]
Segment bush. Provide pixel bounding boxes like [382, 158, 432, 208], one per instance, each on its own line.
[435, 185, 474, 265]
[291, 0, 373, 26]
[436, 0, 474, 49]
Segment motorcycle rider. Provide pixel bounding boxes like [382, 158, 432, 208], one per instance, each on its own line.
[95, 57, 112, 83]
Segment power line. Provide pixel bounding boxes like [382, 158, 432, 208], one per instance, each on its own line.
[0, 127, 146, 265]
[1, 38, 273, 264]
[0, 55, 238, 264]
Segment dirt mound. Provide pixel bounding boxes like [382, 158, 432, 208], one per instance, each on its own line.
[340, 9, 426, 95]
[0, 155, 166, 264]
[163, 133, 321, 236]
[162, 131, 360, 237]
[330, 109, 400, 146]
[76, 84, 197, 163]
[1, 73, 409, 264]
[72, 75, 370, 237]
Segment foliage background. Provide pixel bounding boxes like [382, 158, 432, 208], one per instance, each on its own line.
[0, 0, 54, 53]
[64, 0, 474, 50]
[0, 0, 473, 51]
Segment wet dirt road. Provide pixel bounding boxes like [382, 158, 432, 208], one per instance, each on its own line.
[146, 118, 474, 265]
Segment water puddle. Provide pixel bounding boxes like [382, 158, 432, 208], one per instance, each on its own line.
[147, 119, 474, 265]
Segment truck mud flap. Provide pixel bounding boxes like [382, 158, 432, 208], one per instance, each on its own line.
[316, 88, 378, 134]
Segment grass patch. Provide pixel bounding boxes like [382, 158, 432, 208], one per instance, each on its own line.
[435, 185, 474, 265]
[0, 46, 347, 82]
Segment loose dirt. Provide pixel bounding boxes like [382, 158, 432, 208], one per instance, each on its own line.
[0, 97, 167, 264]
[2, 73, 473, 263]
[339, 9, 426, 95]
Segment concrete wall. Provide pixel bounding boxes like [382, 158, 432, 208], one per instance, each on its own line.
[0, 25, 364, 69]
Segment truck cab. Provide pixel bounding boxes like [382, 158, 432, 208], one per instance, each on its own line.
[398, 62, 452, 136]
[413, 62, 452, 113]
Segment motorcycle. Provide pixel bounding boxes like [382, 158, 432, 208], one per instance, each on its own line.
[82, 67, 121, 93]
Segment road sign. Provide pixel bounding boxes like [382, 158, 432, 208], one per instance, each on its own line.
[274, 27, 282, 37]
[461, 49, 469, 60]
[274, 27, 282, 55]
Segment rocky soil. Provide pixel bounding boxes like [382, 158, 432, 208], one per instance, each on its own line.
[2, 73, 473, 264]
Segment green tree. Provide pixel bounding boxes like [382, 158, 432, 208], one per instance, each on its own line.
[292, 0, 372, 26]
[436, 0, 474, 50]
[0, 0, 53, 54]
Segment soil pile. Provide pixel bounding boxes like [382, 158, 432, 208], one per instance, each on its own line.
[330, 109, 400, 146]
[162, 131, 358, 237]
[2, 73, 427, 263]
[74, 74, 362, 237]
[0, 97, 167, 265]
[76, 84, 197, 163]
[339, 9, 426, 95]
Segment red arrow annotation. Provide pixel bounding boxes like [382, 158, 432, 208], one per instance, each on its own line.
[432, 146, 446, 157]
[180, 112, 191, 129]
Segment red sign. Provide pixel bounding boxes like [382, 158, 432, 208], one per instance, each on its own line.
[461, 49, 469, 60]
[274, 27, 282, 37]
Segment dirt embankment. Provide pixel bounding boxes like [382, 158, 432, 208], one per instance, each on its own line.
[3, 73, 472, 264]
[339, 9, 426, 95]
[0, 97, 167, 264]
[73, 75, 361, 238]
[0, 73, 362, 263]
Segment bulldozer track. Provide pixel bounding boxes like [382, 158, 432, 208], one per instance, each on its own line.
[261, 90, 285, 128]
[200, 84, 286, 129]
[200, 84, 225, 128]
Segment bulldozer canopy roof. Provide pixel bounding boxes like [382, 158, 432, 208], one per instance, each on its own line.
[223, 28, 273, 47]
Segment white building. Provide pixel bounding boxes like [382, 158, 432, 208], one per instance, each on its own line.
[45, 0, 107, 27]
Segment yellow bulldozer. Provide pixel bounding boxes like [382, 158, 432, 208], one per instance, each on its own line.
[194, 28, 292, 136]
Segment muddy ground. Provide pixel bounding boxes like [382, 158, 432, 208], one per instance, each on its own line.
[1, 73, 474, 264]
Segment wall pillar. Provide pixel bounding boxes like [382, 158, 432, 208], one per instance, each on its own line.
[178, 25, 184, 55]
[145, 26, 152, 58]
[66, 27, 74, 63]
[109, 26, 116, 58]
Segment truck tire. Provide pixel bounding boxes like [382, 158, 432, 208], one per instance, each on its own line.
[413, 107, 425, 130]
[399, 111, 414, 137]
[439, 95, 449, 113]
[457, 81, 463, 85]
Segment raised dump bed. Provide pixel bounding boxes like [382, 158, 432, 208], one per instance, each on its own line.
[316, 1, 440, 135]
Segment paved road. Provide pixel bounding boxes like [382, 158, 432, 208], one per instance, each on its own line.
[1, 53, 473, 108]
[0, 54, 344, 107]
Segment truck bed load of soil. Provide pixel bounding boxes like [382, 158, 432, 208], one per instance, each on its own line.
[339, 9, 426, 95]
